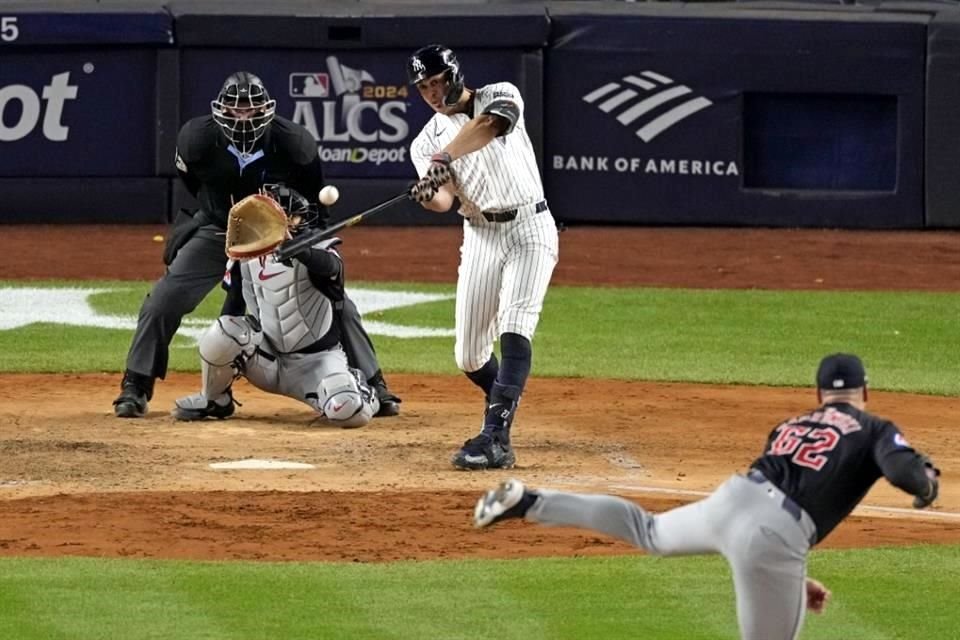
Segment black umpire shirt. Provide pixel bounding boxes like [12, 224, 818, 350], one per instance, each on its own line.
[751, 402, 932, 543]
[175, 115, 327, 229]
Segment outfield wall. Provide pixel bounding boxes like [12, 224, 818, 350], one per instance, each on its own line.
[0, 1, 958, 228]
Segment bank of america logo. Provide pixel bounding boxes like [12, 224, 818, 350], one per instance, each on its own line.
[582, 71, 712, 142]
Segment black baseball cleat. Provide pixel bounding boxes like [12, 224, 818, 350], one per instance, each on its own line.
[113, 371, 153, 418]
[452, 429, 515, 470]
[474, 479, 532, 528]
[171, 392, 236, 421]
[374, 384, 402, 418]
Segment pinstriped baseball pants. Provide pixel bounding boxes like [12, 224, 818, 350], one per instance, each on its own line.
[454, 210, 558, 372]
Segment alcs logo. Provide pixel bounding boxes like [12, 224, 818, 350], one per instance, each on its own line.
[0, 72, 78, 142]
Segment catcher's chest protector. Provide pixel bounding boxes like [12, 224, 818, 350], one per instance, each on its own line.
[244, 257, 335, 353]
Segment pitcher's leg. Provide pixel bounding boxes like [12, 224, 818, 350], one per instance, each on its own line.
[528, 489, 721, 556]
[729, 549, 807, 640]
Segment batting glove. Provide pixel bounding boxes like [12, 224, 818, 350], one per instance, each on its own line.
[427, 152, 453, 188]
[409, 177, 436, 204]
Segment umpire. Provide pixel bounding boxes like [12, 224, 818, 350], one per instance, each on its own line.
[113, 71, 401, 418]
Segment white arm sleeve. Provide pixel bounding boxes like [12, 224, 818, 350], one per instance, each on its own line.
[410, 125, 441, 178]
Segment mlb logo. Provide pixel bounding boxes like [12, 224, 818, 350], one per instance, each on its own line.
[289, 73, 330, 98]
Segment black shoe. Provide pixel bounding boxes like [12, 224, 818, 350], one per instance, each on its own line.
[374, 383, 401, 418]
[452, 430, 516, 470]
[172, 392, 237, 421]
[113, 371, 153, 418]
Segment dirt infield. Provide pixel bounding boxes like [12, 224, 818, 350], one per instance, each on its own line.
[1, 225, 958, 561]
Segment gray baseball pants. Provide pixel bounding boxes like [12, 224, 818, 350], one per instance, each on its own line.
[527, 474, 817, 640]
[125, 224, 380, 381]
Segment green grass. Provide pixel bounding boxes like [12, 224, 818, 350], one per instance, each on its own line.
[1, 547, 957, 639]
[2, 280, 959, 638]
[1, 280, 958, 394]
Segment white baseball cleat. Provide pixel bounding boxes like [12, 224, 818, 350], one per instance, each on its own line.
[474, 478, 527, 528]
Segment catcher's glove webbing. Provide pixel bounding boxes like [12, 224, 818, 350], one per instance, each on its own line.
[225, 193, 289, 260]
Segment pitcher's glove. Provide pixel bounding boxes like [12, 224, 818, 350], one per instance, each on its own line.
[225, 193, 290, 260]
[426, 152, 454, 187]
[913, 455, 941, 509]
[409, 177, 437, 204]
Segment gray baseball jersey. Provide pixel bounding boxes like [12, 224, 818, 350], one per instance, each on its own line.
[410, 82, 559, 372]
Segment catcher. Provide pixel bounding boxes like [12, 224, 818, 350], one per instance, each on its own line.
[172, 185, 379, 427]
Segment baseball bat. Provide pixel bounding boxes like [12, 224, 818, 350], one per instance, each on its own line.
[274, 190, 409, 263]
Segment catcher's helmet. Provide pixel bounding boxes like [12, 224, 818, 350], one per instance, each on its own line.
[262, 184, 320, 230]
[406, 44, 464, 107]
[211, 71, 277, 156]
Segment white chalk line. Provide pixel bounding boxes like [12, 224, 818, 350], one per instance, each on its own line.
[601, 483, 960, 521]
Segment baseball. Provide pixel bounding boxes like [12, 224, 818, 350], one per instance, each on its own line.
[319, 185, 340, 206]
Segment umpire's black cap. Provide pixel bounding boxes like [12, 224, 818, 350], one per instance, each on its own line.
[816, 353, 867, 390]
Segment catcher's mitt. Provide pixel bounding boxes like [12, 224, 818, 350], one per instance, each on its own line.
[225, 193, 290, 260]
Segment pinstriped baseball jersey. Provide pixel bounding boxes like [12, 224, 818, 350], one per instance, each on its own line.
[411, 83, 544, 219]
[410, 82, 558, 372]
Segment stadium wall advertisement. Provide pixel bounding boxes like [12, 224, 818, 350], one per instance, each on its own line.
[0, 2, 958, 228]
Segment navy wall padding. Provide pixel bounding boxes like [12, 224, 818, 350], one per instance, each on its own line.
[924, 9, 960, 227]
[543, 5, 928, 228]
[167, 1, 550, 49]
[0, 1, 173, 45]
[0, 178, 169, 223]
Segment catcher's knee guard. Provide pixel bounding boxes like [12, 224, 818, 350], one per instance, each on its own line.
[198, 315, 263, 397]
[319, 369, 379, 428]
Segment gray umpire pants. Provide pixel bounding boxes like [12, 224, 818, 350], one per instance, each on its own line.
[125, 224, 381, 382]
[527, 474, 817, 640]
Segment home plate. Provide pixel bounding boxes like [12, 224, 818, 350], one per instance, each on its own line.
[209, 459, 316, 470]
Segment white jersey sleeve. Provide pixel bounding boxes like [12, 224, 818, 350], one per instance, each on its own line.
[475, 82, 524, 136]
[410, 118, 444, 178]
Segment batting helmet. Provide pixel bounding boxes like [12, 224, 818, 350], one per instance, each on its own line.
[406, 44, 464, 107]
[211, 71, 277, 156]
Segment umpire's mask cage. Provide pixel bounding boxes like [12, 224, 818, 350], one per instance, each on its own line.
[211, 71, 277, 156]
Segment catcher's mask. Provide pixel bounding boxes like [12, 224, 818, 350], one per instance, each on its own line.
[211, 71, 277, 156]
[262, 184, 319, 231]
[406, 44, 464, 107]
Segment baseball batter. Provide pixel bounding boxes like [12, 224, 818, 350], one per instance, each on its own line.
[474, 353, 941, 639]
[406, 44, 559, 470]
[173, 186, 379, 427]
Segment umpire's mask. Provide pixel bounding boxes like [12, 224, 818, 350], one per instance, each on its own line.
[211, 71, 277, 156]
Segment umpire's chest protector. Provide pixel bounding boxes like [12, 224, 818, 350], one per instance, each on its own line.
[245, 257, 334, 353]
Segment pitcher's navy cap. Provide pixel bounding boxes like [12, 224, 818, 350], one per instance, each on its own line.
[816, 353, 867, 390]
